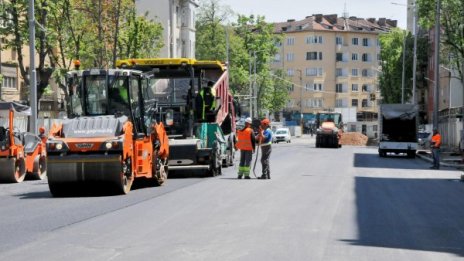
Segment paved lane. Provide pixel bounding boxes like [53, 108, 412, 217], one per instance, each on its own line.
[1, 136, 464, 260]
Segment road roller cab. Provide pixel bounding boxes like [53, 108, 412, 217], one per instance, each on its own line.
[0, 101, 47, 183]
[46, 69, 169, 196]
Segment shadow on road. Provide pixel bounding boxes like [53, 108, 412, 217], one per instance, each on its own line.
[15, 191, 52, 199]
[341, 177, 464, 257]
[354, 153, 454, 171]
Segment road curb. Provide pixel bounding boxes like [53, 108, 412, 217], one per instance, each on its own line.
[416, 153, 464, 168]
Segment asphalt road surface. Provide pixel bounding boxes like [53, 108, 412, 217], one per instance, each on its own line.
[1, 136, 464, 261]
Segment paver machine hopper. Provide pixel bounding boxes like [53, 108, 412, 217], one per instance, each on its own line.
[116, 58, 238, 176]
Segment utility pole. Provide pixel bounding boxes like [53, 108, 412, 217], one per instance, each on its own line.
[253, 51, 258, 118]
[401, 32, 406, 104]
[248, 51, 253, 119]
[412, 1, 418, 104]
[297, 69, 303, 130]
[432, 0, 440, 130]
[28, 0, 37, 134]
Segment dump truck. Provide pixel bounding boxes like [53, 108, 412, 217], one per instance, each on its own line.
[315, 112, 343, 148]
[116, 58, 238, 176]
[46, 68, 169, 196]
[378, 104, 418, 158]
[0, 102, 47, 182]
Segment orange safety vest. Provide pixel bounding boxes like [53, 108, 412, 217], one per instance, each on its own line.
[236, 127, 253, 151]
[432, 133, 441, 148]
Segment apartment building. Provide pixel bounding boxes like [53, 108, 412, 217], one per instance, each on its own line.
[0, 42, 29, 102]
[136, 0, 198, 58]
[273, 14, 396, 122]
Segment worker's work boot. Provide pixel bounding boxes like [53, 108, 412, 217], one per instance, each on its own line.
[244, 176, 251, 179]
[237, 175, 243, 179]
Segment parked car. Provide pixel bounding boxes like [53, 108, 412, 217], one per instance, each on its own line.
[417, 131, 431, 150]
[273, 128, 291, 143]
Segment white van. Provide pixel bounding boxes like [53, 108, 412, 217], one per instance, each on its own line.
[273, 128, 291, 143]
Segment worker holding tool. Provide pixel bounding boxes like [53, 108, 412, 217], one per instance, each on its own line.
[235, 117, 256, 179]
[257, 118, 273, 179]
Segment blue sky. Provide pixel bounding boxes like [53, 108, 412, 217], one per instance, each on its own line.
[219, 0, 408, 29]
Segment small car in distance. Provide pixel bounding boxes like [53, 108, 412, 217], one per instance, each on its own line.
[273, 128, 291, 143]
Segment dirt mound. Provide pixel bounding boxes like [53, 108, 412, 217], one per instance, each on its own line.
[340, 132, 369, 146]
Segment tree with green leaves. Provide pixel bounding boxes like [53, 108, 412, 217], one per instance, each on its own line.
[378, 28, 428, 104]
[0, 0, 164, 104]
[234, 14, 283, 116]
[416, 0, 464, 84]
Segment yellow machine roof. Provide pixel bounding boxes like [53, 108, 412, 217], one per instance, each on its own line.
[116, 58, 225, 71]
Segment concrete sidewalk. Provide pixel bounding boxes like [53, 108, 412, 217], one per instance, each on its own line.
[416, 150, 464, 169]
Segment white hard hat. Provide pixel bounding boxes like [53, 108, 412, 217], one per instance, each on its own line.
[245, 117, 252, 124]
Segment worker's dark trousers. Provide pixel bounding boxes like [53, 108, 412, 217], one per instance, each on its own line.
[239, 150, 253, 177]
[432, 148, 440, 169]
[260, 145, 272, 178]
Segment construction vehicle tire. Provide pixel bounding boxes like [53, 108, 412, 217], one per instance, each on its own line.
[152, 155, 167, 186]
[115, 157, 133, 194]
[0, 157, 26, 183]
[30, 155, 47, 180]
[208, 141, 222, 177]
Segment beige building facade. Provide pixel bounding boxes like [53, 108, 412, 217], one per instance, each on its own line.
[273, 15, 396, 119]
[137, 0, 198, 58]
[0, 43, 29, 102]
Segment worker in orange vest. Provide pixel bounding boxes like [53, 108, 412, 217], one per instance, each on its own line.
[235, 117, 256, 179]
[430, 128, 441, 170]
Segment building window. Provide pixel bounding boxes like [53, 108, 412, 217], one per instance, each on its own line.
[336, 84, 343, 93]
[318, 68, 323, 76]
[336, 53, 343, 62]
[363, 38, 370, 47]
[306, 68, 317, 76]
[313, 83, 323, 91]
[287, 68, 294, 76]
[362, 69, 369, 77]
[352, 68, 358, 76]
[362, 53, 371, 62]
[352, 53, 358, 61]
[336, 99, 345, 107]
[288, 84, 294, 92]
[336, 68, 347, 77]
[336, 36, 343, 45]
[319, 52, 323, 60]
[352, 38, 358, 45]
[306, 35, 323, 44]
[362, 99, 368, 107]
[352, 84, 359, 92]
[352, 99, 358, 107]
[286, 53, 294, 61]
[373, 125, 378, 131]
[305, 83, 311, 91]
[2, 76, 17, 89]
[287, 37, 295, 45]
[274, 54, 281, 62]
[362, 84, 369, 92]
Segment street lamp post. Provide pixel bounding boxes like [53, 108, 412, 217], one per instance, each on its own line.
[401, 33, 406, 104]
[433, 0, 440, 130]
[412, 1, 418, 104]
[296, 69, 303, 130]
[28, 0, 37, 134]
[248, 51, 253, 119]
